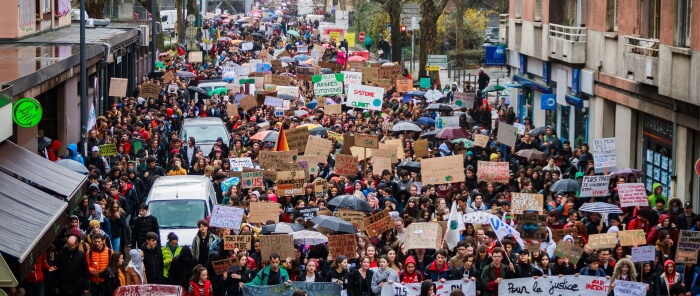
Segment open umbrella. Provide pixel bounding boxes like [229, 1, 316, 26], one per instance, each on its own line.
[294, 54, 311, 61]
[176, 71, 195, 78]
[250, 32, 265, 38]
[391, 121, 422, 132]
[436, 127, 468, 139]
[208, 88, 229, 96]
[261, 222, 305, 234]
[579, 202, 623, 214]
[187, 86, 209, 97]
[291, 230, 328, 245]
[286, 30, 300, 37]
[309, 215, 357, 233]
[515, 148, 547, 162]
[147, 71, 165, 79]
[530, 126, 554, 137]
[416, 117, 435, 127]
[550, 179, 581, 193]
[277, 94, 296, 100]
[327, 195, 373, 212]
[426, 103, 453, 112]
[308, 127, 330, 137]
[420, 129, 442, 139]
[56, 159, 89, 174]
[250, 130, 279, 142]
[482, 85, 506, 93]
[397, 161, 421, 173]
[610, 168, 645, 179]
[407, 90, 425, 97]
[280, 57, 295, 63]
[294, 110, 309, 117]
[451, 138, 473, 148]
[219, 37, 232, 41]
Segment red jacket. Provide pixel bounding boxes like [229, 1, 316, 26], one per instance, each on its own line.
[23, 253, 50, 284]
[188, 280, 212, 296]
[399, 256, 423, 283]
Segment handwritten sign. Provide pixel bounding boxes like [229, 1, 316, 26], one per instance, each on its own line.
[510, 193, 544, 214]
[328, 234, 357, 258]
[677, 249, 698, 264]
[334, 209, 366, 231]
[553, 240, 584, 265]
[405, 223, 442, 250]
[593, 138, 617, 173]
[355, 134, 379, 149]
[294, 206, 320, 220]
[617, 183, 649, 207]
[364, 210, 393, 237]
[209, 205, 245, 229]
[229, 157, 254, 172]
[579, 175, 611, 197]
[188, 51, 203, 63]
[515, 213, 548, 241]
[240, 95, 258, 111]
[335, 154, 358, 176]
[587, 233, 618, 250]
[395, 79, 412, 93]
[453, 92, 475, 109]
[140, 82, 160, 98]
[377, 65, 402, 81]
[372, 157, 392, 176]
[360, 67, 378, 83]
[476, 161, 509, 183]
[618, 230, 647, 246]
[226, 103, 239, 118]
[421, 155, 465, 185]
[678, 230, 700, 250]
[631, 246, 656, 262]
[413, 139, 429, 158]
[258, 150, 298, 169]
[473, 134, 489, 147]
[613, 280, 647, 296]
[270, 74, 292, 86]
[260, 234, 294, 262]
[551, 228, 579, 243]
[223, 235, 252, 250]
[305, 136, 333, 159]
[212, 258, 238, 275]
[276, 174, 305, 196]
[249, 202, 281, 223]
[499, 276, 610, 296]
[242, 171, 264, 189]
[109, 78, 128, 97]
[497, 123, 519, 147]
[284, 126, 309, 153]
[98, 143, 116, 156]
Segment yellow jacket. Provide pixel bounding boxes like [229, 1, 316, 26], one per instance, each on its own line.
[167, 168, 187, 176]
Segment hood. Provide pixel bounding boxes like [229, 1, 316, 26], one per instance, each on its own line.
[663, 259, 675, 273]
[89, 183, 100, 192]
[652, 183, 663, 194]
[562, 234, 575, 245]
[49, 139, 62, 150]
[404, 256, 416, 268]
[93, 204, 103, 221]
[575, 172, 584, 180]
[668, 197, 683, 208]
[129, 249, 142, 265]
[658, 214, 671, 224]
[612, 258, 637, 279]
[427, 259, 450, 272]
[67, 143, 79, 156]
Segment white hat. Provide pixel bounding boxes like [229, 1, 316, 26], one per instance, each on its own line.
[91, 146, 99, 152]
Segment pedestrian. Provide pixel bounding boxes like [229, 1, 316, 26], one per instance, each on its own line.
[87, 233, 113, 296]
[99, 252, 126, 295]
[130, 203, 160, 248]
[169, 246, 197, 289]
[142, 232, 164, 284]
[246, 253, 291, 286]
[162, 232, 182, 284]
[126, 249, 146, 285]
[54, 235, 89, 296]
[192, 219, 218, 265]
[187, 265, 213, 296]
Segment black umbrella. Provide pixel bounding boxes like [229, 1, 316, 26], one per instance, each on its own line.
[147, 71, 165, 79]
[327, 195, 373, 212]
[397, 160, 421, 173]
[250, 32, 265, 38]
[308, 127, 330, 137]
[530, 126, 554, 137]
[38, 137, 52, 151]
[309, 215, 357, 233]
[187, 86, 209, 97]
[550, 179, 581, 193]
[426, 103, 453, 112]
[420, 129, 442, 139]
[278, 94, 296, 100]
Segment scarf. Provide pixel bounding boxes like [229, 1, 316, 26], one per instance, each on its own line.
[128, 249, 145, 283]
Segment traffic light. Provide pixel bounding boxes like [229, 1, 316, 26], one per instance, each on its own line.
[400, 25, 407, 34]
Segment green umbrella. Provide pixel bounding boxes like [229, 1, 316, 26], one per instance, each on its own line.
[155, 61, 165, 69]
[482, 84, 506, 93]
[286, 30, 300, 37]
[208, 88, 229, 96]
[451, 138, 473, 148]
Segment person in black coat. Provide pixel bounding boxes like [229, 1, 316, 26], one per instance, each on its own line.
[130, 203, 160, 248]
[169, 246, 197, 289]
[224, 253, 255, 296]
[54, 235, 90, 296]
[205, 240, 230, 296]
[514, 250, 543, 278]
[348, 257, 374, 296]
[296, 259, 325, 282]
[450, 254, 482, 292]
[141, 232, 164, 284]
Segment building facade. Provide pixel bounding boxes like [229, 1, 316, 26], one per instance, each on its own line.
[502, 0, 700, 204]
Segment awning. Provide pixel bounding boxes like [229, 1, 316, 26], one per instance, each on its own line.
[513, 75, 553, 94]
[0, 141, 86, 209]
[0, 170, 68, 282]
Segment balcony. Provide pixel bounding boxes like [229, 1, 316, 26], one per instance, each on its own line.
[547, 24, 587, 64]
[499, 14, 509, 24]
[623, 36, 659, 86]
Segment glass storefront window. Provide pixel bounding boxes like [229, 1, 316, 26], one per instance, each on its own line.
[574, 107, 587, 148]
[643, 115, 673, 196]
[518, 89, 534, 122]
[545, 107, 557, 128]
[559, 107, 570, 142]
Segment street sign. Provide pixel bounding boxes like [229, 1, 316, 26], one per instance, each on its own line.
[426, 66, 440, 71]
[359, 32, 366, 42]
[490, 70, 509, 79]
[695, 158, 700, 176]
[427, 55, 448, 68]
[401, 3, 420, 27]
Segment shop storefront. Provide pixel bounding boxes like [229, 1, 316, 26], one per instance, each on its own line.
[642, 114, 673, 196]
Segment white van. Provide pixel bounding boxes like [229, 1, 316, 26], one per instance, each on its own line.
[145, 176, 217, 246]
[160, 10, 178, 31]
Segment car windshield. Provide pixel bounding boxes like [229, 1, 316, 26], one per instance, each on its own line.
[182, 125, 228, 142]
[149, 200, 206, 228]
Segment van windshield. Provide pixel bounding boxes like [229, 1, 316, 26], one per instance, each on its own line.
[149, 200, 206, 228]
[181, 125, 229, 142]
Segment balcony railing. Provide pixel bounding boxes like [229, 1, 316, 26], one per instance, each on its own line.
[549, 24, 587, 42]
[499, 14, 509, 24]
[624, 36, 659, 57]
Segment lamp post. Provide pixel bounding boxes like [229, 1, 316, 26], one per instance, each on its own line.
[151, 0, 157, 70]
[80, 0, 87, 152]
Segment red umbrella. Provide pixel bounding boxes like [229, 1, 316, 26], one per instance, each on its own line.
[436, 127, 468, 139]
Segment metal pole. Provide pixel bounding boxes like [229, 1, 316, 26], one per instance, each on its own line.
[80, 0, 88, 153]
[151, 0, 157, 70]
[411, 33, 415, 73]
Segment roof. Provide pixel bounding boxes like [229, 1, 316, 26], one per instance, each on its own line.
[148, 176, 212, 201]
[0, 170, 67, 261]
[0, 141, 86, 199]
[182, 117, 226, 125]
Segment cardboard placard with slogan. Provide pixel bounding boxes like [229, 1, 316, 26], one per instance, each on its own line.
[383, 139, 405, 160]
[305, 136, 333, 159]
[294, 206, 320, 220]
[212, 258, 238, 275]
[99, 144, 116, 156]
[258, 150, 298, 169]
[342, 71, 362, 89]
[335, 154, 358, 176]
[360, 67, 378, 83]
[377, 65, 402, 82]
[476, 161, 509, 183]
[189, 51, 203, 63]
[223, 235, 252, 251]
[312, 74, 344, 96]
[354, 134, 379, 149]
[284, 126, 309, 153]
[618, 230, 647, 246]
[554, 240, 584, 265]
[677, 249, 698, 264]
[364, 210, 393, 237]
[248, 202, 281, 223]
[551, 228, 579, 243]
[421, 155, 465, 185]
[325, 104, 342, 114]
[313, 178, 327, 199]
[404, 223, 442, 250]
[161, 71, 175, 84]
[510, 193, 544, 214]
[497, 123, 519, 147]
[140, 82, 161, 98]
[296, 66, 320, 81]
[473, 134, 489, 148]
[242, 282, 342, 296]
[241, 171, 264, 189]
[209, 205, 245, 229]
[240, 95, 258, 111]
[413, 139, 429, 158]
[372, 157, 392, 176]
[371, 148, 398, 163]
[678, 230, 700, 264]
[588, 233, 618, 250]
[270, 74, 292, 86]
[334, 209, 365, 231]
[342, 134, 355, 154]
[328, 234, 357, 258]
[226, 103, 239, 119]
[453, 92, 475, 109]
[276, 170, 306, 195]
[515, 213, 548, 241]
[109, 78, 128, 97]
[260, 234, 294, 263]
[396, 79, 412, 93]
[631, 246, 656, 263]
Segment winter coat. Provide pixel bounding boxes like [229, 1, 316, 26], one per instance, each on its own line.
[87, 247, 113, 283]
[162, 245, 182, 279]
[348, 268, 374, 296]
[142, 244, 164, 284]
[325, 268, 350, 289]
[424, 260, 451, 282]
[246, 265, 290, 286]
[192, 232, 218, 265]
[131, 214, 160, 247]
[648, 183, 667, 208]
[54, 247, 90, 295]
[23, 253, 50, 284]
[481, 263, 516, 296]
[169, 252, 197, 289]
[371, 267, 399, 295]
[399, 256, 423, 284]
[659, 260, 683, 296]
[67, 143, 85, 165]
[224, 265, 255, 296]
[296, 271, 325, 282]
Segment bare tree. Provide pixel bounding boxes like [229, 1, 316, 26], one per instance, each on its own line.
[418, 0, 449, 78]
[373, 0, 404, 63]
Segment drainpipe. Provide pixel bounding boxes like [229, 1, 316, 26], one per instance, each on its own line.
[672, 99, 678, 198]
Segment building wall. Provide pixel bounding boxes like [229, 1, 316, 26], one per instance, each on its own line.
[0, 0, 72, 39]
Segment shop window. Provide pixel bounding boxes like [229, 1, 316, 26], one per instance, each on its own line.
[559, 107, 570, 142]
[545, 107, 557, 129]
[573, 106, 587, 148]
[643, 114, 673, 196]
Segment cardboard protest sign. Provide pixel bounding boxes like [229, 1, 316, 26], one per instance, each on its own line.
[241, 171, 264, 189]
[377, 65, 402, 81]
[99, 144, 116, 156]
[497, 123, 518, 147]
[305, 136, 333, 159]
[327, 131, 343, 143]
[631, 246, 655, 262]
[294, 206, 320, 220]
[499, 276, 610, 296]
[476, 161, 509, 183]
[551, 228, 579, 243]
[677, 249, 698, 264]
[383, 139, 405, 159]
[618, 230, 647, 246]
[593, 137, 617, 173]
[240, 95, 258, 111]
[372, 157, 392, 176]
[248, 202, 281, 223]
[413, 139, 429, 158]
[371, 148, 398, 163]
[313, 178, 327, 198]
[209, 205, 245, 229]
[453, 92, 475, 109]
[421, 155, 465, 185]
[510, 193, 543, 214]
[515, 213, 548, 241]
[473, 134, 489, 148]
[223, 235, 252, 251]
[258, 150, 298, 169]
[212, 258, 238, 275]
[270, 74, 292, 86]
[140, 82, 160, 98]
[617, 183, 648, 207]
[579, 175, 611, 197]
[334, 209, 366, 230]
[189, 51, 203, 63]
[678, 230, 700, 250]
[328, 234, 357, 258]
[325, 104, 342, 114]
[396, 79, 413, 93]
[109, 78, 128, 97]
[335, 154, 358, 176]
[284, 126, 309, 153]
[360, 67, 378, 83]
[364, 210, 393, 237]
[405, 223, 442, 250]
[614, 280, 647, 296]
[276, 172, 305, 196]
[553, 240, 584, 265]
[161, 71, 175, 84]
[296, 66, 320, 81]
[226, 103, 239, 118]
[229, 157, 254, 171]
[260, 234, 294, 262]
[266, 162, 304, 171]
[587, 233, 618, 250]
[355, 134, 379, 149]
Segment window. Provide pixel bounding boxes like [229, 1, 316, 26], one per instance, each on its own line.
[535, 0, 542, 22]
[43, 0, 51, 13]
[549, 0, 577, 25]
[606, 0, 618, 32]
[645, 0, 661, 39]
[515, 0, 522, 19]
[676, 0, 692, 47]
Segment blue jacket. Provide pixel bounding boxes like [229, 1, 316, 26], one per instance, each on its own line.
[67, 143, 85, 165]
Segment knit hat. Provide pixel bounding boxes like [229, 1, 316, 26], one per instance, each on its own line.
[68, 227, 83, 239]
[490, 153, 498, 160]
[89, 220, 100, 228]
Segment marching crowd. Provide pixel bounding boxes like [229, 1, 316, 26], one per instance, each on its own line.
[7, 4, 697, 296]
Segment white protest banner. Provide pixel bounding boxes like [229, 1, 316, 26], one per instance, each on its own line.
[342, 71, 362, 89]
[617, 183, 649, 207]
[312, 74, 344, 96]
[593, 137, 617, 173]
[381, 280, 476, 296]
[420, 155, 465, 185]
[241, 42, 254, 51]
[497, 123, 519, 147]
[631, 246, 656, 262]
[435, 116, 460, 128]
[613, 280, 647, 296]
[477, 161, 510, 183]
[229, 157, 254, 171]
[276, 85, 299, 98]
[513, 122, 526, 135]
[404, 222, 442, 250]
[510, 193, 544, 214]
[499, 275, 610, 296]
[209, 205, 245, 229]
[346, 84, 384, 111]
[263, 96, 284, 108]
[579, 175, 611, 197]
